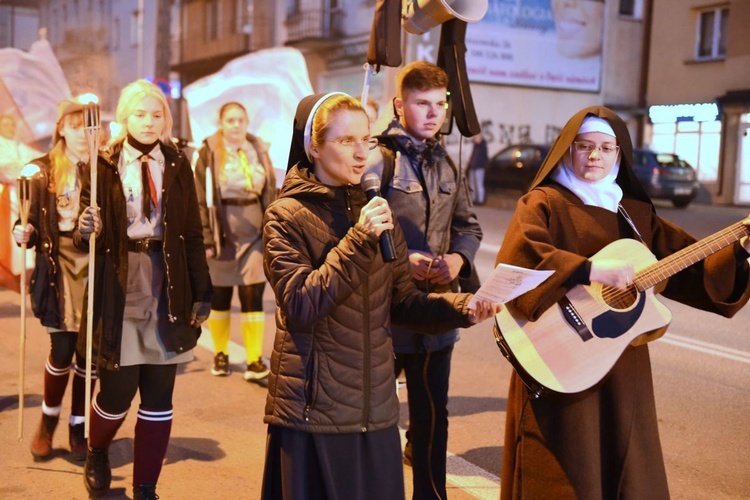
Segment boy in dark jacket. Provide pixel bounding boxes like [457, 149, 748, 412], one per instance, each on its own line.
[367, 61, 483, 499]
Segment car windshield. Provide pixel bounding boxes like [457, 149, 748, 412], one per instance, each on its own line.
[655, 154, 691, 168]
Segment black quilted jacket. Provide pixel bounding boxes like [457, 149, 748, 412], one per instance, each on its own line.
[262, 164, 473, 434]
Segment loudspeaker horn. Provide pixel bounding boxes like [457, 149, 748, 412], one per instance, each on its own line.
[402, 0, 488, 35]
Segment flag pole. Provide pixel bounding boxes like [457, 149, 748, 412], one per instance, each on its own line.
[82, 100, 100, 439]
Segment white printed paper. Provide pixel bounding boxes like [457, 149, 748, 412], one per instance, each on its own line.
[468, 264, 555, 309]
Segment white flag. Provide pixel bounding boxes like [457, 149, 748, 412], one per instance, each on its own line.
[183, 47, 314, 184]
[0, 37, 72, 143]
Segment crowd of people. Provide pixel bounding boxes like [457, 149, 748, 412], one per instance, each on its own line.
[4, 59, 750, 500]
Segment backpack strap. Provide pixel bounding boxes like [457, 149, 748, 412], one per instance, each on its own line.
[379, 144, 396, 196]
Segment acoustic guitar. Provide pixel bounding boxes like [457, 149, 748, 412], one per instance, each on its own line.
[493, 221, 750, 397]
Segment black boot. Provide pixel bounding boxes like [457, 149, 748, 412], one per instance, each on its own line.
[84, 446, 111, 497]
[30, 413, 59, 461]
[69, 423, 87, 461]
[133, 483, 159, 499]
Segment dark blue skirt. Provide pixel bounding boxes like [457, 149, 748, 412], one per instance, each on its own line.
[261, 424, 405, 500]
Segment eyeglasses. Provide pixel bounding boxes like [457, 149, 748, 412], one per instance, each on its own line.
[573, 141, 620, 156]
[324, 137, 379, 151]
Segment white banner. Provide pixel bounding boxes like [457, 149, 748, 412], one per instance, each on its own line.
[466, 0, 603, 92]
[183, 47, 314, 182]
[0, 37, 71, 143]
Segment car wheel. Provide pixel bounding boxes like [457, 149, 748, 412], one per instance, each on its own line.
[672, 196, 692, 208]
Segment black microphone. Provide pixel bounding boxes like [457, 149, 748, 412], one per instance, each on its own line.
[361, 172, 397, 263]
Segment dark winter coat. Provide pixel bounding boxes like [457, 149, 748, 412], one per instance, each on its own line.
[16, 154, 85, 328]
[368, 120, 482, 353]
[262, 164, 473, 434]
[496, 106, 750, 499]
[73, 141, 211, 370]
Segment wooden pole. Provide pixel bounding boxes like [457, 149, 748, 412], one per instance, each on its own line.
[83, 102, 100, 439]
[17, 176, 31, 441]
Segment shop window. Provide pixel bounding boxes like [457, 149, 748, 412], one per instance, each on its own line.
[651, 120, 721, 182]
[696, 7, 728, 60]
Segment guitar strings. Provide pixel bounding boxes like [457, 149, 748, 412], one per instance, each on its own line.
[598, 221, 748, 306]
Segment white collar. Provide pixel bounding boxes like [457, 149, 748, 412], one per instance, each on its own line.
[122, 140, 164, 165]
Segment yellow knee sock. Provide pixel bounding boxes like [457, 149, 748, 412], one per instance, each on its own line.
[241, 311, 265, 363]
[208, 310, 231, 356]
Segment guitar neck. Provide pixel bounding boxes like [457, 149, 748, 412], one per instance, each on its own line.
[636, 222, 748, 289]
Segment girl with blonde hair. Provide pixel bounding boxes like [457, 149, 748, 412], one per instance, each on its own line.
[75, 80, 211, 499]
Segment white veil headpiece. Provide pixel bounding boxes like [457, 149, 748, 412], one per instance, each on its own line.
[550, 116, 623, 212]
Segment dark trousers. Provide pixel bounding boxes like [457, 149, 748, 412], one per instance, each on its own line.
[395, 344, 453, 500]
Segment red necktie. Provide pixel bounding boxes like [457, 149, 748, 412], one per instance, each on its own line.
[140, 154, 158, 220]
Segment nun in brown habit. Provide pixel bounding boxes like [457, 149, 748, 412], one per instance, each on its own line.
[496, 106, 750, 499]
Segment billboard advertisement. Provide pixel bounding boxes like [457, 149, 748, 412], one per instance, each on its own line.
[465, 0, 604, 92]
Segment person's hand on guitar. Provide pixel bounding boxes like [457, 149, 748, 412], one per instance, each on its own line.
[742, 214, 750, 253]
[589, 259, 635, 290]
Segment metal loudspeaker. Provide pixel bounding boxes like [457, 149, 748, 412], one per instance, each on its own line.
[402, 0, 488, 35]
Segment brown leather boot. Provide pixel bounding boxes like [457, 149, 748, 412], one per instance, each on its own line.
[30, 413, 59, 461]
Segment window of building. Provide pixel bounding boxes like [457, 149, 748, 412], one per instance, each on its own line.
[696, 6, 728, 60]
[50, 8, 58, 43]
[206, 0, 220, 40]
[130, 10, 140, 47]
[170, 1, 181, 41]
[112, 17, 120, 50]
[287, 0, 301, 17]
[236, 0, 253, 34]
[619, 0, 643, 19]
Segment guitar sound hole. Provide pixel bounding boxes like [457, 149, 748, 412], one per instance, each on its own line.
[601, 286, 638, 310]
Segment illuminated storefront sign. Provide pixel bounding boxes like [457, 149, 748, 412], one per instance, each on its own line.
[648, 103, 719, 123]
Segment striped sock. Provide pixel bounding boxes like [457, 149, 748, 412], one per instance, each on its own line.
[88, 398, 128, 449]
[71, 362, 98, 423]
[43, 356, 71, 412]
[133, 406, 173, 487]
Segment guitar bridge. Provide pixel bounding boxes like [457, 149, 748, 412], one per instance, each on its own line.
[559, 296, 593, 341]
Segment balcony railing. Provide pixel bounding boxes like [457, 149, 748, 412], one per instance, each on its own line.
[285, 9, 344, 45]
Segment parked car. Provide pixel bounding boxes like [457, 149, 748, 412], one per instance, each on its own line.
[484, 144, 550, 193]
[632, 149, 700, 208]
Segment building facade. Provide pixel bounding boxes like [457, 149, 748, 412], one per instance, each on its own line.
[645, 0, 750, 205]
[37, 0, 163, 124]
[170, 0, 650, 165]
[0, 0, 40, 50]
